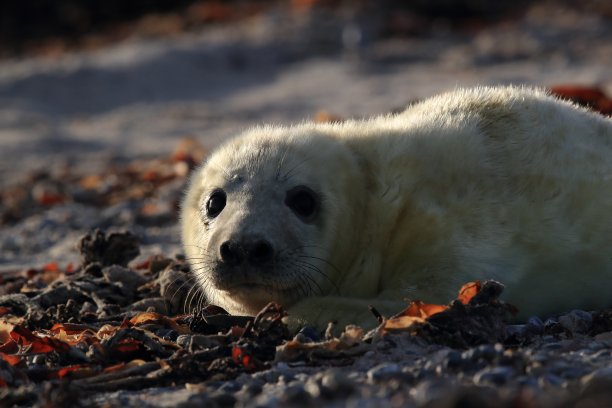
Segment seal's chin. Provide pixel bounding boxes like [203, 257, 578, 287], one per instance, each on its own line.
[215, 284, 297, 315]
[207, 265, 302, 314]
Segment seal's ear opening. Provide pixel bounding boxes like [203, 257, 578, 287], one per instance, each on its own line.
[285, 185, 319, 223]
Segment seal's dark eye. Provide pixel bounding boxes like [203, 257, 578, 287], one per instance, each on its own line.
[206, 190, 226, 218]
[285, 186, 319, 222]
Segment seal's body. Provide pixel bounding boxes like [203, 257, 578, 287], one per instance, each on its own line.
[181, 86, 612, 328]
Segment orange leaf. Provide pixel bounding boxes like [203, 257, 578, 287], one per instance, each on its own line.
[55, 364, 97, 379]
[115, 340, 142, 354]
[232, 346, 254, 368]
[405, 301, 448, 318]
[50, 323, 97, 336]
[38, 192, 64, 206]
[0, 352, 21, 366]
[9, 326, 70, 353]
[129, 312, 187, 334]
[10, 325, 39, 344]
[43, 262, 60, 273]
[550, 85, 606, 103]
[457, 281, 481, 305]
[383, 315, 426, 331]
[103, 359, 146, 373]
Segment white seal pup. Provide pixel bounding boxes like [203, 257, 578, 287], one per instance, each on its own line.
[181, 86, 612, 328]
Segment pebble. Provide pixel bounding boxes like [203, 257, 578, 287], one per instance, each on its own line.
[539, 373, 565, 388]
[474, 366, 515, 386]
[304, 379, 323, 399]
[219, 381, 242, 393]
[542, 342, 563, 351]
[581, 366, 612, 383]
[440, 350, 462, 370]
[367, 363, 402, 382]
[241, 381, 264, 397]
[526, 316, 545, 334]
[558, 310, 593, 334]
[176, 334, 223, 350]
[594, 331, 612, 347]
[280, 384, 313, 405]
[462, 344, 499, 362]
[321, 369, 355, 396]
[409, 379, 455, 406]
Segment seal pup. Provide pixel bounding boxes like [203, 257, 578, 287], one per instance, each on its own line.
[181, 86, 612, 328]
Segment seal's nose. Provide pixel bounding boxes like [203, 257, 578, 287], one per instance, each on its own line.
[219, 236, 274, 267]
[219, 240, 243, 266]
[246, 239, 274, 266]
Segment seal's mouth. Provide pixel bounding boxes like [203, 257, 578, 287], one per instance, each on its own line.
[209, 263, 300, 293]
[215, 280, 301, 315]
[216, 279, 299, 293]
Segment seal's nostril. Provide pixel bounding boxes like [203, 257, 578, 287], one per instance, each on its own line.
[220, 240, 242, 266]
[247, 240, 274, 266]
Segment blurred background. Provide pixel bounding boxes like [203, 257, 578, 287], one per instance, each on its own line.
[0, 0, 611, 269]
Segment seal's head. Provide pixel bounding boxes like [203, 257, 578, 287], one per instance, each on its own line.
[181, 125, 364, 315]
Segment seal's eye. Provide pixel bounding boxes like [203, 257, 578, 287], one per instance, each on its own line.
[206, 190, 226, 218]
[285, 186, 319, 222]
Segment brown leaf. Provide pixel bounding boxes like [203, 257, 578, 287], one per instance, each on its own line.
[129, 312, 190, 334]
[0, 352, 21, 366]
[54, 364, 98, 379]
[457, 281, 482, 305]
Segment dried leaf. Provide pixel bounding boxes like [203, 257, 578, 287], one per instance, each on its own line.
[383, 315, 426, 331]
[55, 364, 98, 379]
[0, 352, 21, 366]
[457, 281, 482, 304]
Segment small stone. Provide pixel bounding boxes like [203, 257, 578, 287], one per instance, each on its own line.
[367, 363, 402, 382]
[241, 381, 263, 396]
[515, 376, 539, 389]
[590, 349, 612, 359]
[442, 350, 463, 370]
[582, 367, 612, 383]
[410, 379, 455, 406]
[321, 369, 355, 396]
[561, 367, 589, 380]
[594, 331, 612, 347]
[526, 316, 544, 334]
[558, 310, 592, 334]
[102, 265, 147, 295]
[278, 374, 295, 384]
[280, 384, 312, 405]
[462, 344, 500, 363]
[304, 379, 323, 398]
[543, 318, 560, 333]
[542, 342, 563, 351]
[80, 301, 97, 313]
[219, 381, 241, 393]
[505, 324, 526, 337]
[474, 366, 515, 386]
[131, 297, 169, 312]
[588, 341, 606, 352]
[539, 373, 565, 387]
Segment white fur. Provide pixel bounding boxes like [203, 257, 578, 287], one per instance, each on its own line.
[182, 86, 612, 327]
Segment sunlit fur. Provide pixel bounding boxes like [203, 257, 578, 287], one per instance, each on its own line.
[181, 86, 612, 328]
